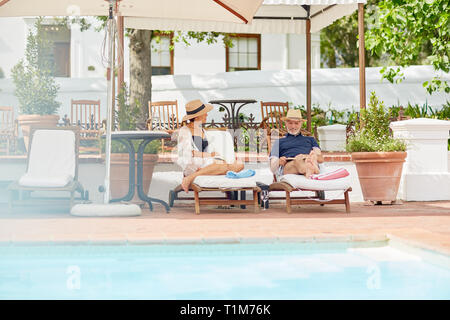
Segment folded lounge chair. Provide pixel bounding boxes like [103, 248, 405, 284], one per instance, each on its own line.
[170, 130, 273, 214]
[269, 165, 352, 213]
[8, 127, 88, 212]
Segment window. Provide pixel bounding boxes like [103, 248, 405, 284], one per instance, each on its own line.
[151, 32, 174, 75]
[41, 25, 71, 77]
[226, 34, 260, 72]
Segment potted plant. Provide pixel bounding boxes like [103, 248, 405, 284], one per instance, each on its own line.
[346, 92, 407, 204]
[11, 19, 61, 150]
[105, 84, 161, 205]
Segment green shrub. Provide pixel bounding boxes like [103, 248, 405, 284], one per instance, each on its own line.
[11, 18, 60, 115]
[101, 83, 160, 154]
[115, 83, 142, 131]
[389, 101, 449, 120]
[346, 92, 407, 152]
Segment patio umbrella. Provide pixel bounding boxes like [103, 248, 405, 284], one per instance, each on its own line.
[0, 0, 262, 23]
[0, 0, 264, 210]
[125, 0, 364, 34]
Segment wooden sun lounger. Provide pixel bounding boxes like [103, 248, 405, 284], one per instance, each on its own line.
[269, 181, 352, 214]
[171, 184, 261, 214]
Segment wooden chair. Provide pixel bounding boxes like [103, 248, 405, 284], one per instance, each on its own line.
[70, 99, 103, 154]
[0, 106, 17, 155]
[259, 101, 312, 152]
[146, 100, 180, 152]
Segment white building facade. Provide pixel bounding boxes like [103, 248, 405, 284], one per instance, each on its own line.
[0, 16, 448, 123]
[0, 17, 321, 79]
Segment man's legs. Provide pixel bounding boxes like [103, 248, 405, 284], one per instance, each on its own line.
[282, 154, 319, 178]
[305, 152, 320, 178]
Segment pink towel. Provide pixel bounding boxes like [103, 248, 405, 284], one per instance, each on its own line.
[311, 168, 349, 180]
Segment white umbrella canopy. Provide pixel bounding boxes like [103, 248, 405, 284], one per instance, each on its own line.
[124, 0, 367, 34]
[0, 0, 263, 24]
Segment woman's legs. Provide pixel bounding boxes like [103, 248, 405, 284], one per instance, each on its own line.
[181, 160, 244, 192]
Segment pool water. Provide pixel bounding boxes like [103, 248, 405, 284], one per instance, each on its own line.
[0, 241, 449, 299]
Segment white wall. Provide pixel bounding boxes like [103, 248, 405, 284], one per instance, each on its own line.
[285, 33, 320, 70]
[261, 34, 286, 71]
[0, 18, 27, 78]
[1, 65, 447, 126]
[173, 36, 226, 75]
[70, 19, 108, 78]
[0, 17, 318, 78]
[0, 17, 108, 79]
[1, 17, 448, 124]
[150, 65, 450, 122]
[169, 33, 320, 74]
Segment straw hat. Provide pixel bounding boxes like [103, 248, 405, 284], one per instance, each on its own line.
[281, 109, 306, 122]
[182, 99, 214, 122]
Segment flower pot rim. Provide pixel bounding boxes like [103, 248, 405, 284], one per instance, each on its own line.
[350, 151, 407, 155]
[351, 151, 407, 162]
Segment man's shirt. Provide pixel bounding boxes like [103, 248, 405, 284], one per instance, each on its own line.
[269, 132, 320, 159]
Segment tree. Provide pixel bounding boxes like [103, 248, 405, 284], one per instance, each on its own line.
[365, 0, 449, 94]
[320, 0, 384, 68]
[11, 18, 60, 115]
[128, 29, 152, 126]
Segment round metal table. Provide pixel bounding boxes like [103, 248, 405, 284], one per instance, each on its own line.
[104, 131, 171, 213]
[209, 99, 257, 129]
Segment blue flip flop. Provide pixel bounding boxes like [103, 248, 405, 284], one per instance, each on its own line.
[226, 169, 256, 179]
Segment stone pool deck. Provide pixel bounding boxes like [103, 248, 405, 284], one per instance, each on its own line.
[0, 200, 449, 256]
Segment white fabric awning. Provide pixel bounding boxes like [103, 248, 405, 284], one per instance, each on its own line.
[125, 0, 366, 34]
[0, 0, 263, 24]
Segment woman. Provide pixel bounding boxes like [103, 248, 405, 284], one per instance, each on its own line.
[176, 99, 244, 193]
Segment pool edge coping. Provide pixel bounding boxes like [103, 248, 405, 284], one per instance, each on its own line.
[1, 233, 449, 260]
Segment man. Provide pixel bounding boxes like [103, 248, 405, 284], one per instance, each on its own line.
[269, 109, 323, 179]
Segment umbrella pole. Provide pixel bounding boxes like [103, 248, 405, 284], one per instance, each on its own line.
[358, 3, 366, 111]
[306, 18, 312, 134]
[71, 0, 141, 217]
[103, 1, 115, 204]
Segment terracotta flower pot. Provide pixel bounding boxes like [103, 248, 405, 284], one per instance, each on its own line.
[351, 151, 407, 202]
[18, 114, 60, 151]
[109, 153, 159, 206]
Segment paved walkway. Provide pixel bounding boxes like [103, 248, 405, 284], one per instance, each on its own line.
[0, 201, 449, 255]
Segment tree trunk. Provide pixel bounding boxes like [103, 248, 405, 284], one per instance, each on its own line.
[129, 29, 152, 129]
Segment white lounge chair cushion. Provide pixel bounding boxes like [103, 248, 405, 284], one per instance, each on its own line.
[280, 170, 351, 191]
[205, 130, 236, 164]
[18, 130, 76, 188]
[193, 168, 274, 189]
[19, 175, 74, 188]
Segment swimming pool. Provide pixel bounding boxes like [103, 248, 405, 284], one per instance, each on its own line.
[0, 241, 449, 299]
